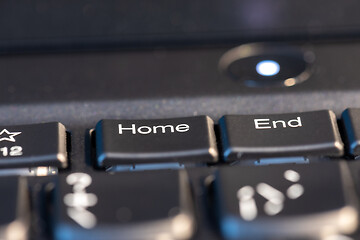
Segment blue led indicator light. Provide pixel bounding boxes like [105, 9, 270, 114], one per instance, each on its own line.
[256, 60, 280, 76]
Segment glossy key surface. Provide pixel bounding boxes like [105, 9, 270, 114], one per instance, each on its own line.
[0, 122, 67, 168]
[95, 116, 218, 167]
[211, 161, 358, 239]
[219, 110, 344, 161]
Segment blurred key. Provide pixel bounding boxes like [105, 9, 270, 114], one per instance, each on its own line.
[210, 162, 358, 239]
[53, 170, 195, 240]
[219, 110, 344, 161]
[0, 176, 29, 240]
[341, 108, 360, 157]
[0, 122, 67, 169]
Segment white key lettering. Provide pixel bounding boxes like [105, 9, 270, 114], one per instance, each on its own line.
[118, 123, 190, 135]
[254, 117, 302, 129]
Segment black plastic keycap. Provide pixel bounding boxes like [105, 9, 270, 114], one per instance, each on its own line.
[0, 122, 67, 168]
[341, 108, 360, 157]
[95, 116, 218, 167]
[219, 110, 344, 161]
[53, 170, 195, 240]
[211, 162, 358, 239]
[0, 176, 29, 240]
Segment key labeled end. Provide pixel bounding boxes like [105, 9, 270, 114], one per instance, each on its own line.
[219, 110, 344, 161]
[95, 116, 218, 167]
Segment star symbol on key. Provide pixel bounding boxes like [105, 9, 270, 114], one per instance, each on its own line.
[0, 129, 22, 142]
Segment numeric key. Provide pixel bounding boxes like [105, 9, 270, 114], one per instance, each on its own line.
[0, 122, 68, 168]
[53, 170, 195, 240]
[210, 162, 358, 239]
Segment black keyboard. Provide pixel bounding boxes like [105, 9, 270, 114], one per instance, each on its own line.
[3, 3, 360, 234]
[4, 0, 360, 239]
[1, 107, 360, 240]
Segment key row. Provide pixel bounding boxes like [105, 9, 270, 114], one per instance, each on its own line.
[3, 161, 358, 240]
[1, 109, 360, 169]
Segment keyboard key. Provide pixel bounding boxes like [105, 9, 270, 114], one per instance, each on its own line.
[53, 170, 195, 240]
[0, 122, 68, 169]
[219, 110, 344, 161]
[0, 176, 29, 240]
[210, 162, 358, 239]
[341, 108, 360, 157]
[95, 116, 218, 167]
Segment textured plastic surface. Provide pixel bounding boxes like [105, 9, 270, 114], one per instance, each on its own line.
[1, 41, 360, 105]
[1, 1, 360, 51]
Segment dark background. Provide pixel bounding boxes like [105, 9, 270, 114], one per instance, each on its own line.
[1, 0, 360, 52]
